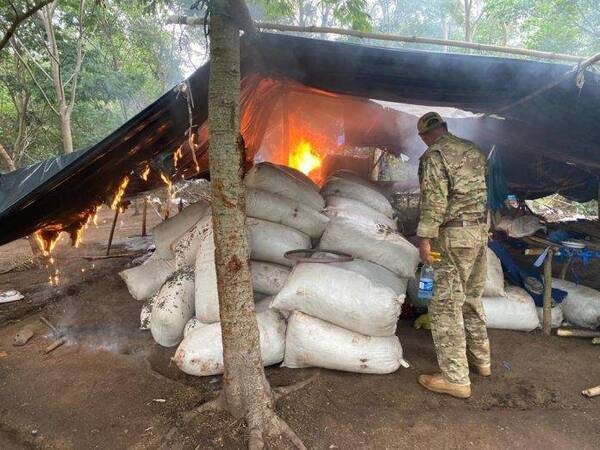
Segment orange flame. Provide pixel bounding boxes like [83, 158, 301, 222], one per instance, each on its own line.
[111, 176, 130, 210]
[289, 140, 322, 181]
[34, 230, 59, 256]
[140, 165, 151, 181]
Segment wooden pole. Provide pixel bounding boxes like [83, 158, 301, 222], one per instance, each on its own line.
[557, 328, 600, 338]
[106, 206, 120, 256]
[141, 197, 147, 237]
[165, 16, 596, 65]
[582, 385, 600, 398]
[542, 248, 554, 335]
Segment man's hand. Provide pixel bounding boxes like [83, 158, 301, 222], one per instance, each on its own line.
[419, 238, 434, 265]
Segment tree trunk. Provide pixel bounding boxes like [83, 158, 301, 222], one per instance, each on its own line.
[60, 108, 74, 154]
[0, 143, 16, 171]
[464, 0, 472, 43]
[208, 0, 273, 424]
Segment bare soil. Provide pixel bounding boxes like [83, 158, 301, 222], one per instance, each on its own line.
[0, 208, 599, 449]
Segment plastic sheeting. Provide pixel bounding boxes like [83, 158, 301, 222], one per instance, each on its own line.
[1, 32, 600, 245]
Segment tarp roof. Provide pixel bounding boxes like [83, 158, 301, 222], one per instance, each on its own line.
[1, 32, 599, 245]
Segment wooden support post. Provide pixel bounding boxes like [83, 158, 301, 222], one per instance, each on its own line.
[560, 254, 573, 280]
[141, 197, 147, 237]
[106, 206, 120, 256]
[542, 248, 554, 335]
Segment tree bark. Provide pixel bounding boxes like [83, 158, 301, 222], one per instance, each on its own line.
[208, 0, 273, 422]
[37, 0, 86, 154]
[0, 143, 16, 171]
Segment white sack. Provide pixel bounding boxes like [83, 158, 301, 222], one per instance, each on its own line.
[174, 214, 212, 269]
[328, 170, 375, 189]
[273, 263, 403, 336]
[284, 312, 405, 374]
[173, 309, 286, 376]
[195, 233, 289, 322]
[536, 306, 563, 329]
[482, 286, 539, 331]
[119, 255, 177, 301]
[551, 279, 600, 329]
[246, 188, 329, 238]
[324, 195, 396, 230]
[140, 298, 155, 330]
[244, 162, 324, 210]
[183, 317, 205, 337]
[321, 177, 393, 218]
[251, 261, 291, 295]
[150, 268, 195, 347]
[328, 258, 407, 296]
[152, 200, 210, 259]
[319, 217, 419, 278]
[278, 165, 320, 192]
[483, 247, 506, 297]
[247, 218, 311, 267]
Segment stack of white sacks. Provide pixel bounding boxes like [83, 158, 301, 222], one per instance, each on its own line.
[408, 247, 600, 331]
[274, 170, 419, 374]
[120, 163, 423, 377]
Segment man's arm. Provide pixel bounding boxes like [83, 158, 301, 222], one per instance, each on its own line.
[417, 151, 449, 240]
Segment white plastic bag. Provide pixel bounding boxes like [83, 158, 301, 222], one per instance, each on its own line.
[244, 162, 324, 210]
[272, 263, 403, 336]
[328, 258, 407, 296]
[482, 286, 539, 331]
[246, 188, 329, 238]
[173, 309, 286, 376]
[140, 298, 154, 330]
[484, 247, 505, 297]
[324, 195, 396, 229]
[174, 214, 212, 269]
[183, 317, 204, 337]
[551, 279, 600, 329]
[284, 312, 406, 374]
[119, 255, 177, 301]
[251, 261, 291, 295]
[536, 305, 563, 329]
[195, 234, 289, 322]
[150, 268, 195, 347]
[321, 177, 393, 218]
[319, 218, 419, 278]
[152, 200, 210, 259]
[247, 218, 311, 267]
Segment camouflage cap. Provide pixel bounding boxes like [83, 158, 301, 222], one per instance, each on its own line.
[417, 112, 446, 135]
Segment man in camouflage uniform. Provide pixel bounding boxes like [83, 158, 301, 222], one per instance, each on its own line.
[416, 112, 491, 399]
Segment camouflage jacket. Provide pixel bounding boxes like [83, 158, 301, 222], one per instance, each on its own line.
[417, 133, 487, 239]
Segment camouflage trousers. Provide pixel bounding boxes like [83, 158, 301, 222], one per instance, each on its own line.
[429, 224, 491, 385]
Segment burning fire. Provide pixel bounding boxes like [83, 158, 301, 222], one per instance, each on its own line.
[288, 140, 322, 182]
[111, 176, 130, 210]
[140, 165, 151, 181]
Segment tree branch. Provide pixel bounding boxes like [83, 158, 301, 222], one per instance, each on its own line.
[10, 41, 60, 116]
[68, 0, 86, 111]
[0, 0, 53, 52]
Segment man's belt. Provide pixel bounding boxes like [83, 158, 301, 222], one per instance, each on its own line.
[443, 219, 484, 228]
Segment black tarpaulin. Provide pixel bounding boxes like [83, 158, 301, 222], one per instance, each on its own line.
[1, 32, 599, 246]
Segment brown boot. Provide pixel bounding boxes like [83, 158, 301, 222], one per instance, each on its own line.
[470, 363, 491, 377]
[418, 373, 471, 399]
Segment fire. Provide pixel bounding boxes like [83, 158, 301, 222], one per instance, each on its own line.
[288, 140, 322, 181]
[111, 176, 130, 210]
[140, 165, 151, 181]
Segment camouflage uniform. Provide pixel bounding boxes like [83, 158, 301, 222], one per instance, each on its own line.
[418, 132, 491, 386]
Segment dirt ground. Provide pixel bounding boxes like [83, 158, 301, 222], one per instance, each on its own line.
[0, 208, 599, 449]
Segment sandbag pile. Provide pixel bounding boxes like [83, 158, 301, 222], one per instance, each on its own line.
[552, 279, 600, 329]
[272, 172, 417, 374]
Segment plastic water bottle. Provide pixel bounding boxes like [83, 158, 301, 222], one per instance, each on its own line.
[418, 264, 435, 302]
